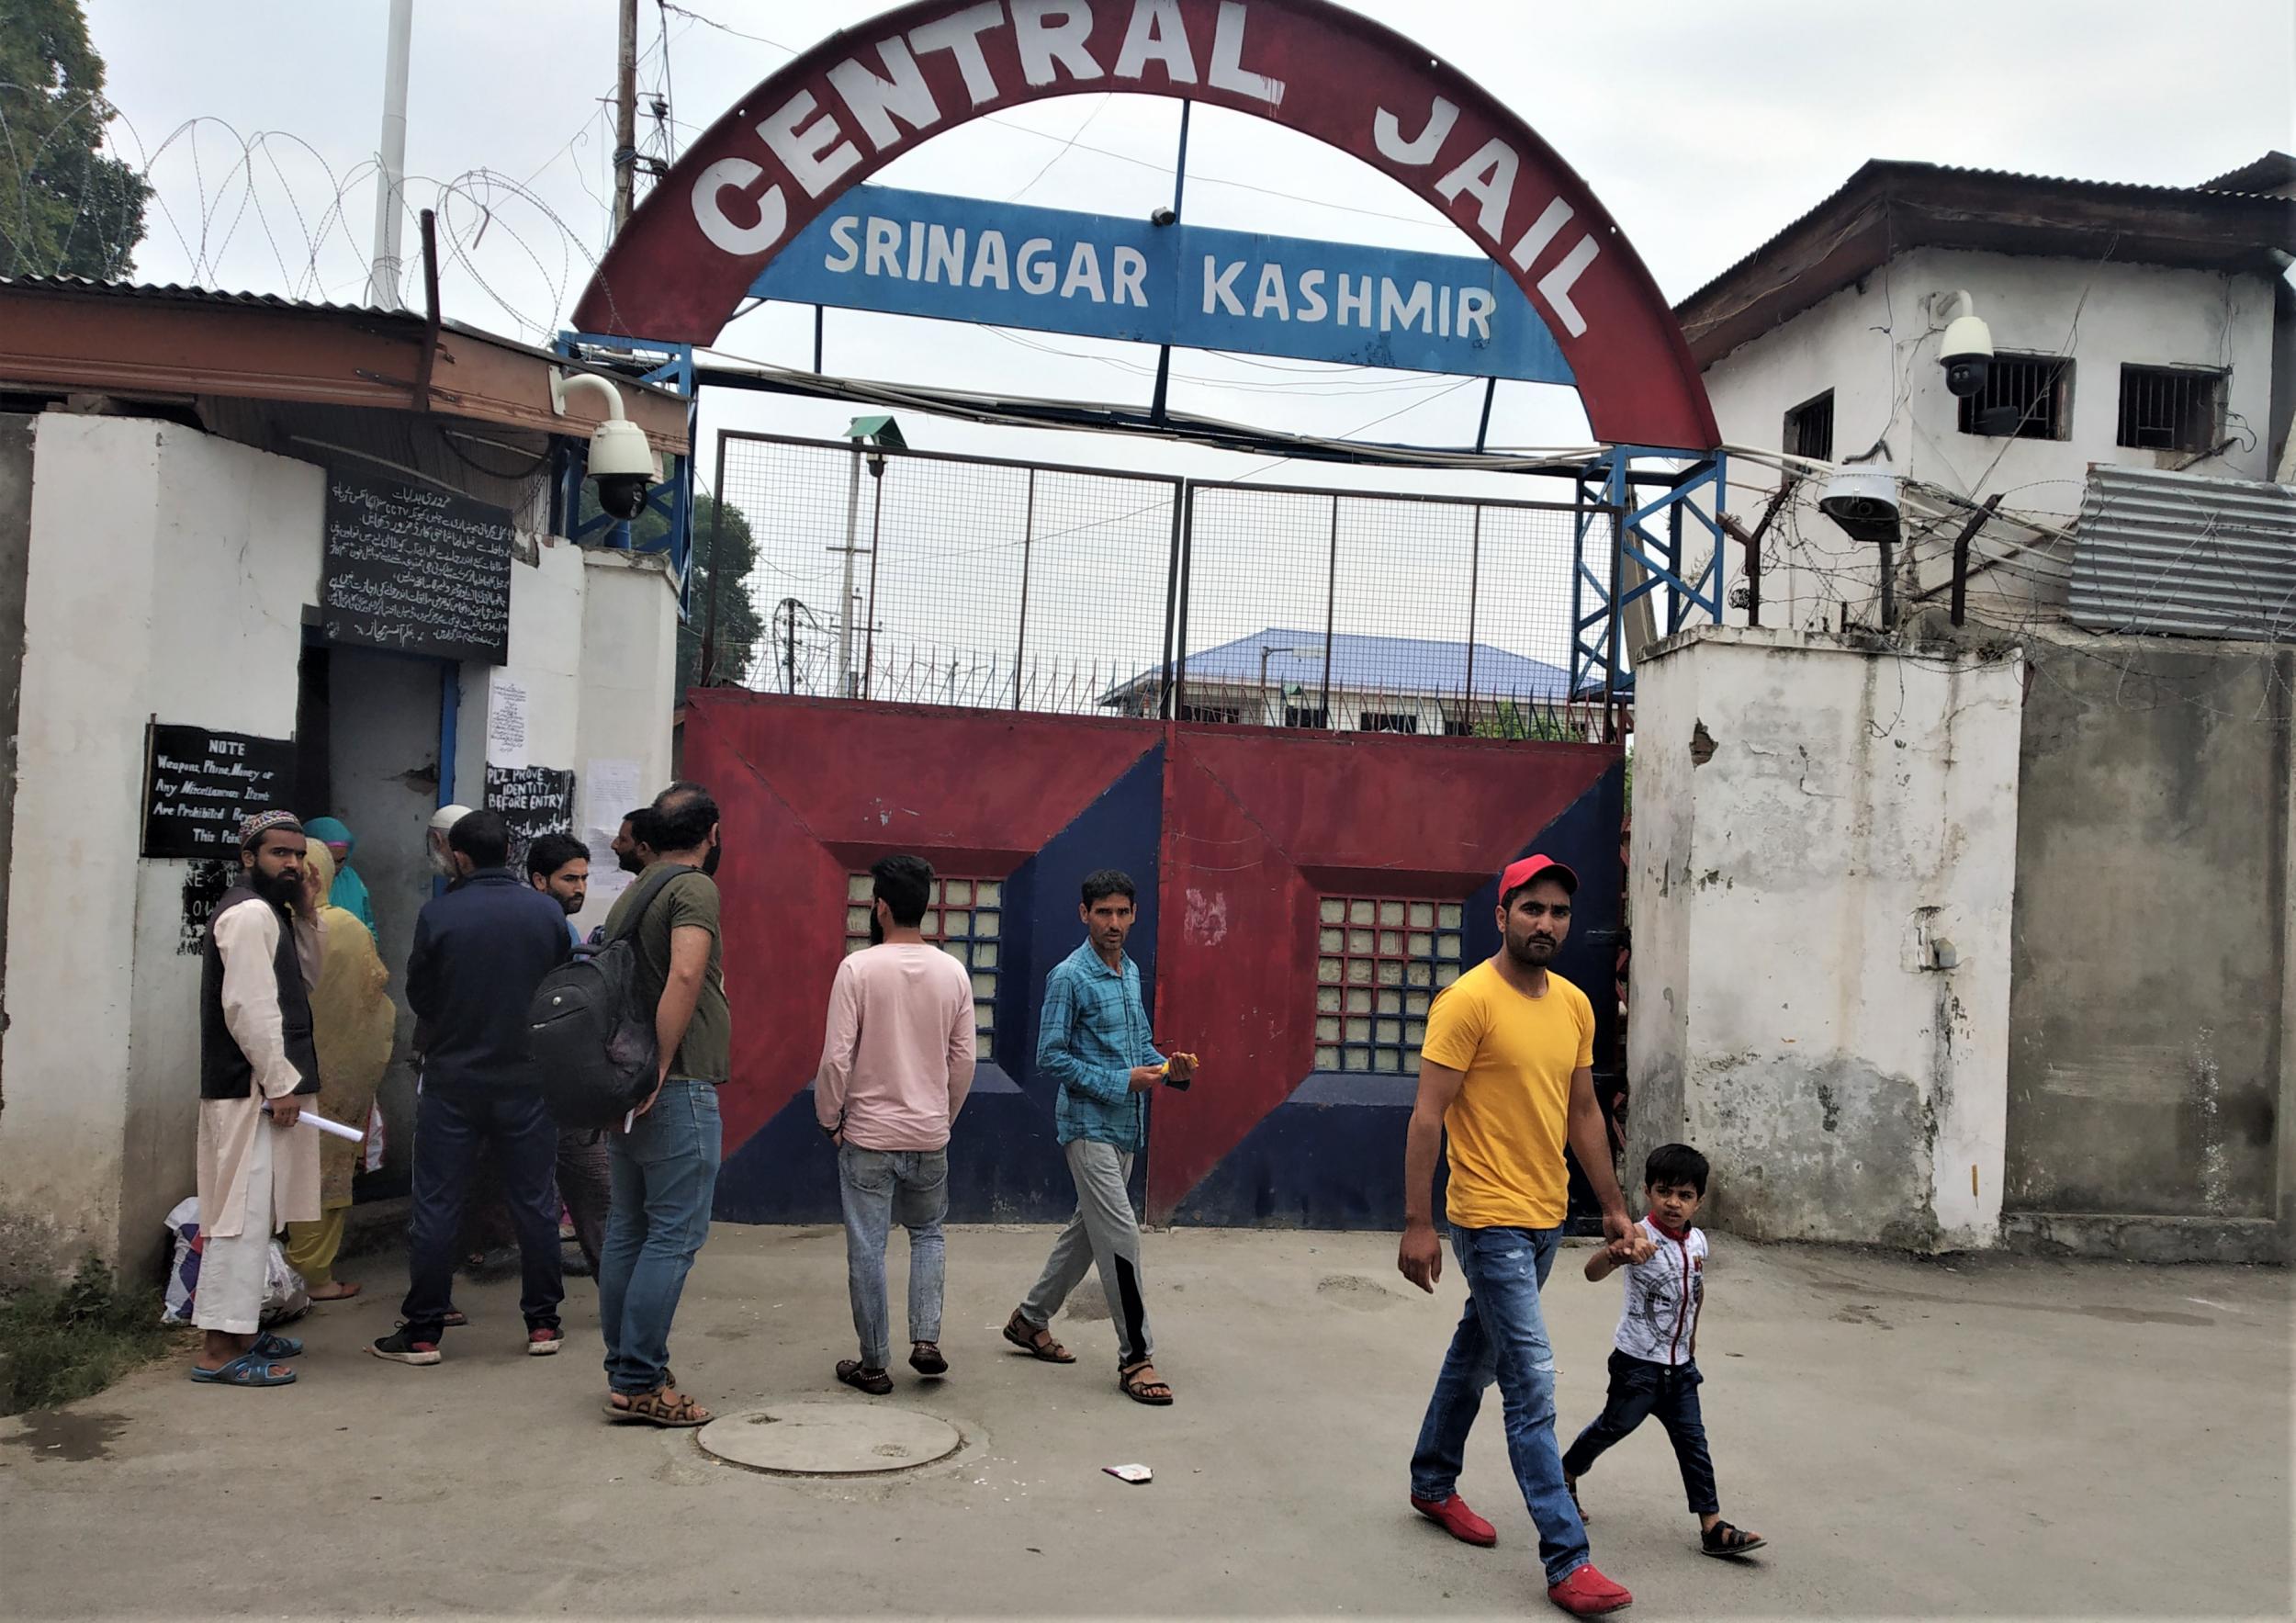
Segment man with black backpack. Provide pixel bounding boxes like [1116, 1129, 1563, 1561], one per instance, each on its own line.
[594, 782, 729, 1427]
[373, 809, 573, 1367]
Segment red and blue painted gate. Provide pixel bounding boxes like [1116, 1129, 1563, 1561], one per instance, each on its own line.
[693, 690, 1623, 1228]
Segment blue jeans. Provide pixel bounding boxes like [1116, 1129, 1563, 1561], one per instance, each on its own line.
[1409, 1224, 1592, 1585]
[401, 1085, 564, 1338]
[597, 1080, 721, 1395]
[837, 1144, 949, 1369]
[1563, 1350, 1720, 1515]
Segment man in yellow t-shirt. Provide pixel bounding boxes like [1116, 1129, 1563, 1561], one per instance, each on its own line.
[1397, 855, 1636, 1618]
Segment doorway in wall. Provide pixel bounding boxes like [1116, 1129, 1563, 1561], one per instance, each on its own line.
[295, 635, 458, 1198]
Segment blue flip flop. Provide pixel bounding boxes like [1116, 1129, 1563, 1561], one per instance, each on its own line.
[189, 1350, 297, 1387]
[253, 1332, 303, 1359]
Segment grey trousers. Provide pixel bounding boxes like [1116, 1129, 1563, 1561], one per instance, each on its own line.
[1019, 1138, 1153, 1366]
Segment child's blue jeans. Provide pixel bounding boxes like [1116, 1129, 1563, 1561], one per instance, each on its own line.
[1562, 1348, 1721, 1516]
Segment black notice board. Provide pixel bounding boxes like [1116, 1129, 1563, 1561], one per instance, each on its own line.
[143, 724, 298, 859]
[322, 470, 514, 664]
[484, 764, 577, 866]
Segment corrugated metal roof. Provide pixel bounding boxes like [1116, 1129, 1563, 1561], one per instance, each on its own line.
[2065, 466, 2296, 643]
[0, 274, 413, 319]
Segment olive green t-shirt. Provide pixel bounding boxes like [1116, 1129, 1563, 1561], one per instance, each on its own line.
[605, 866, 730, 1083]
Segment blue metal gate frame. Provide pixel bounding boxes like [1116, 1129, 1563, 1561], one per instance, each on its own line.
[1569, 446, 1728, 716]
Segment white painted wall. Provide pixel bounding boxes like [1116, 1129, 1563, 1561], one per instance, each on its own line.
[572, 549, 678, 935]
[455, 533, 588, 804]
[3, 417, 319, 1267]
[0, 416, 682, 1273]
[1702, 248, 2279, 634]
[1626, 626, 2024, 1251]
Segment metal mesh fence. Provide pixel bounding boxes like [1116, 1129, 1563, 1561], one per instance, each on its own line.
[716, 434, 1176, 711]
[1182, 483, 1586, 737]
[711, 433, 1593, 736]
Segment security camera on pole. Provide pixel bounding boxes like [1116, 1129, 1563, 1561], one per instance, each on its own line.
[835, 415, 904, 699]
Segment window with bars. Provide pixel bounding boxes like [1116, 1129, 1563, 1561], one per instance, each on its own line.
[1315, 897, 1466, 1074]
[1178, 703, 1244, 724]
[1284, 703, 1329, 728]
[1358, 711, 1421, 735]
[1957, 355, 2073, 441]
[2116, 365, 2226, 454]
[845, 873, 1004, 1060]
[1783, 389, 1835, 461]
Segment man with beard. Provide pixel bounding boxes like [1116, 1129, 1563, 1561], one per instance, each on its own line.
[814, 854, 975, 1394]
[189, 811, 325, 1387]
[523, 832, 613, 1275]
[373, 810, 573, 1366]
[610, 807, 658, 877]
[427, 803, 474, 880]
[1397, 855, 1637, 1618]
[597, 782, 728, 1426]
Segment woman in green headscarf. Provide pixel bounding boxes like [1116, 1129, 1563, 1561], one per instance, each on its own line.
[301, 816, 377, 937]
[283, 840, 397, 1299]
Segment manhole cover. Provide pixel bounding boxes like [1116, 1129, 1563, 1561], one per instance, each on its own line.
[697, 1402, 964, 1476]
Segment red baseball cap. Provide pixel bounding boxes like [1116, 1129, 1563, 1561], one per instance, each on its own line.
[1500, 854, 1578, 897]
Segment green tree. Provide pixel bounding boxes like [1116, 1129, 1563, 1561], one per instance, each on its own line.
[580, 487, 762, 695]
[0, 0, 151, 278]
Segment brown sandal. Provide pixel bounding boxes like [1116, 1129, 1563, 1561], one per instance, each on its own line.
[836, 1359, 894, 1395]
[910, 1342, 949, 1377]
[604, 1385, 713, 1426]
[1118, 1359, 1174, 1405]
[1003, 1309, 1075, 1364]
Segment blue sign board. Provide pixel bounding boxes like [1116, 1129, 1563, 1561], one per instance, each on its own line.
[752, 185, 1573, 387]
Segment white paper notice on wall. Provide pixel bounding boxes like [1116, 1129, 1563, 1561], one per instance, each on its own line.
[582, 757, 644, 904]
[485, 674, 530, 768]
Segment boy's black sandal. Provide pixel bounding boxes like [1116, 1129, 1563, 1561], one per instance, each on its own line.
[1701, 1521, 1765, 1558]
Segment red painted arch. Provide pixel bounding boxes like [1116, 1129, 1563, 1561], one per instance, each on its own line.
[571, 0, 1718, 450]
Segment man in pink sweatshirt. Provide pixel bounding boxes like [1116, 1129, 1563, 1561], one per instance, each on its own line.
[815, 854, 977, 1394]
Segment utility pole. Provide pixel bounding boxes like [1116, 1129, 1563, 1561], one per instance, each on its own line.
[367, 0, 413, 309]
[613, 0, 640, 233]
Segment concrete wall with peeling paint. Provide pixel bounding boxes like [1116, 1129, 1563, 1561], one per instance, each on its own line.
[1626, 626, 2025, 1251]
[2002, 631, 2292, 1263]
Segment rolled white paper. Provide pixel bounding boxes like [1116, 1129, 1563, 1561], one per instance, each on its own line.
[296, 1110, 366, 1144]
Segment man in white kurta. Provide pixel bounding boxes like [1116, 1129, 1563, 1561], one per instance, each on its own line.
[192, 810, 325, 1385]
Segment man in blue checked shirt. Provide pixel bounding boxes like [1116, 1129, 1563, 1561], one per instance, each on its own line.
[1003, 868, 1197, 1405]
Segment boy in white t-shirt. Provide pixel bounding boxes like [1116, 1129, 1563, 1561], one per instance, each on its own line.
[1562, 1144, 1766, 1559]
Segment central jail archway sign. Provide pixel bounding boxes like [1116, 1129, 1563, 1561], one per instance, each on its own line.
[571, 0, 1720, 450]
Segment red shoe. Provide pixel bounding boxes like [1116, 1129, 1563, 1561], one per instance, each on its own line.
[1547, 1563, 1632, 1616]
[527, 1326, 565, 1357]
[1410, 1493, 1498, 1548]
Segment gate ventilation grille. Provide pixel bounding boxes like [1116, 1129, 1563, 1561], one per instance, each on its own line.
[846, 874, 1004, 1060]
[1315, 896, 1464, 1074]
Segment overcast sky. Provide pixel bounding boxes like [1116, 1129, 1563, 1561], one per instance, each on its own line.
[79, 0, 2296, 686]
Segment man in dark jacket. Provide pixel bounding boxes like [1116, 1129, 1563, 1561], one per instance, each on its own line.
[373, 809, 574, 1365]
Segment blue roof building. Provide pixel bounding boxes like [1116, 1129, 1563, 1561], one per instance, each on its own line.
[1102, 627, 1601, 735]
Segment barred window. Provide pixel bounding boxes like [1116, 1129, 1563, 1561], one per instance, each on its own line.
[1784, 389, 1835, 461]
[2116, 365, 2226, 454]
[846, 874, 1004, 1060]
[1958, 355, 2073, 441]
[1315, 897, 1466, 1074]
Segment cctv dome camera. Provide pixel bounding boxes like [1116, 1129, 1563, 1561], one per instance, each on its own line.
[550, 368, 660, 524]
[587, 415, 657, 521]
[595, 472, 652, 521]
[1938, 292, 1993, 400]
[1818, 466, 1900, 545]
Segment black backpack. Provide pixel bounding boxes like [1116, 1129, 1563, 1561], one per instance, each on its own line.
[527, 862, 695, 1130]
